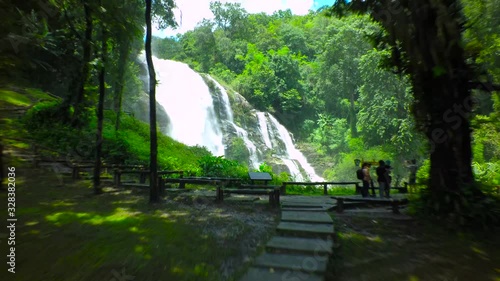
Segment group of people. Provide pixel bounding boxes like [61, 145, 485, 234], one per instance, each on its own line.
[359, 159, 418, 198]
[360, 160, 392, 198]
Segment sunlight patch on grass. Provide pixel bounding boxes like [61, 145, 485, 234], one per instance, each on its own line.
[367, 235, 383, 243]
[25, 88, 58, 101]
[46, 208, 138, 226]
[194, 263, 210, 277]
[0, 89, 31, 106]
[112, 199, 141, 205]
[134, 245, 144, 253]
[409, 276, 420, 281]
[172, 266, 184, 274]
[339, 232, 369, 242]
[12, 142, 30, 149]
[471, 245, 490, 261]
[25, 221, 39, 226]
[471, 245, 487, 256]
[52, 201, 76, 207]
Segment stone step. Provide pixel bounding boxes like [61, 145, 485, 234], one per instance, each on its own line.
[281, 202, 327, 208]
[277, 222, 334, 238]
[281, 211, 333, 224]
[239, 267, 324, 281]
[266, 236, 333, 255]
[282, 207, 329, 212]
[254, 253, 329, 274]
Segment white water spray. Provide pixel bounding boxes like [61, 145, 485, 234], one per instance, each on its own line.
[152, 57, 225, 156]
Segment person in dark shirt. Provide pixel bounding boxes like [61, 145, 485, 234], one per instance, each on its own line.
[385, 165, 392, 198]
[361, 162, 371, 198]
[376, 160, 387, 198]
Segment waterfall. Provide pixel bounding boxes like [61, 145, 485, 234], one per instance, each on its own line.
[267, 115, 325, 182]
[152, 57, 225, 156]
[206, 76, 261, 169]
[146, 56, 322, 181]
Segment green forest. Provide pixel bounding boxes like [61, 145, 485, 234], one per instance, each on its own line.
[152, 0, 500, 187]
[1, 0, 500, 280]
[2, 0, 500, 219]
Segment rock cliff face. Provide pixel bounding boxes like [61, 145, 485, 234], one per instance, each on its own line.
[203, 75, 323, 182]
[122, 91, 171, 135]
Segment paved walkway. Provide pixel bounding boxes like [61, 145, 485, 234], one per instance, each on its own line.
[239, 198, 336, 281]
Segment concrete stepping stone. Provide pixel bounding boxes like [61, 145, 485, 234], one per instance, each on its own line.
[281, 211, 333, 224]
[254, 253, 329, 273]
[239, 267, 324, 281]
[266, 236, 333, 255]
[282, 202, 327, 208]
[282, 206, 329, 212]
[277, 222, 334, 238]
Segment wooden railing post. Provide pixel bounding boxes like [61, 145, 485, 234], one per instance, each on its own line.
[323, 184, 328, 195]
[280, 183, 286, 195]
[139, 171, 147, 184]
[158, 176, 165, 195]
[216, 184, 223, 202]
[114, 169, 121, 187]
[72, 165, 79, 180]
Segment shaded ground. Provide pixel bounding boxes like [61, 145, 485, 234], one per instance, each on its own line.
[0, 161, 279, 281]
[329, 208, 500, 281]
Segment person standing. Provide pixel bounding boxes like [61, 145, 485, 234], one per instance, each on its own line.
[361, 163, 371, 198]
[406, 159, 418, 193]
[376, 160, 387, 198]
[385, 164, 392, 198]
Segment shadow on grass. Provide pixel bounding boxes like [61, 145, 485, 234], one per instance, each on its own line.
[328, 213, 500, 281]
[1, 167, 278, 281]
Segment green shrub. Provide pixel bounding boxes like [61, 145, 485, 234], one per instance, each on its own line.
[411, 185, 500, 229]
[22, 101, 94, 155]
[197, 155, 248, 178]
[225, 137, 250, 165]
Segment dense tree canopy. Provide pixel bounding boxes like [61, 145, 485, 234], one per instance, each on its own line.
[2, 0, 498, 218]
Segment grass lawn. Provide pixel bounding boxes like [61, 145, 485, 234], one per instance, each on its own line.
[0, 164, 279, 281]
[329, 210, 500, 281]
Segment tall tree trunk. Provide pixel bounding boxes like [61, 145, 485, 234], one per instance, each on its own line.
[421, 72, 475, 200]
[350, 90, 358, 137]
[408, 2, 475, 200]
[145, 0, 159, 203]
[363, 0, 477, 201]
[93, 27, 107, 195]
[72, 1, 93, 126]
[114, 41, 130, 131]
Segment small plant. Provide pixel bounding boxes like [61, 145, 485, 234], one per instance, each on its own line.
[197, 155, 247, 178]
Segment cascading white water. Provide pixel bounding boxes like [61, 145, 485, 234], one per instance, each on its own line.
[267, 115, 325, 182]
[282, 159, 305, 182]
[206, 76, 261, 169]
[257, 112, 273, 149]
[152, 57, 225, 156]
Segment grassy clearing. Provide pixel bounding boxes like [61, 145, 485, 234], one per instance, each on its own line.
[329, 211, 500, 281]
[0, 161, 279, 281]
